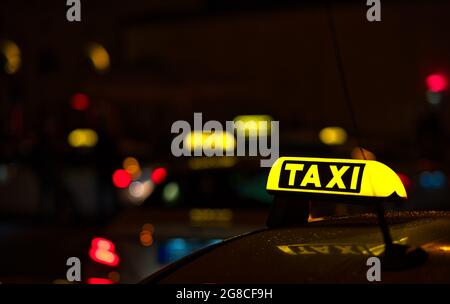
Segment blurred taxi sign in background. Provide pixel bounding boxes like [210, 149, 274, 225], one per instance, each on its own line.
[0, 39, 21, 74]
[267, 157, 407, 201]
[233, 115, 273, 137]
[184, 130, 236, 153]
[67, 128, 98, 148]
[319, 126, 347, 146]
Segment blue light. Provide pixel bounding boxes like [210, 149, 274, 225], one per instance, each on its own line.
[157, 238, 223, 265]
[167, 238, 187, 251]
[420, 171, 446, 189]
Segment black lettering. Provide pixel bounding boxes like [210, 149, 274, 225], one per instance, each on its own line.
[278, 161, 365, 193]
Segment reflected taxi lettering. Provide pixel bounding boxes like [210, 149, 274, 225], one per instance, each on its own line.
[277, 238, 408, 257]
[278, 244, 377, 256]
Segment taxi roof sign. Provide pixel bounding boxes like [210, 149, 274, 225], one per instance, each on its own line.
[266, 157, 407, 201]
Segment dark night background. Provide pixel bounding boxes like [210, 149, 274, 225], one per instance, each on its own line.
[0, 0, 449, 283]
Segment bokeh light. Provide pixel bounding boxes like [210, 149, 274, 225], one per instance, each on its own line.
[122, 157, 141, 179]
[112, 169, 132, 188]
[189, 208, 233, 224]
[139, 230, 153, 247]
[89, 237, 119, 267]
[129, 181, 145, 197]
[184, 131, 236, 152]
[142, 223, 154, 233]
[426, 73, 448, 93]
[188, 157, 237, 170]
[420, 171, 446, 189]
[128, 180, 154, 204]
[162, 182, 180, 203]
[233, 115, 273, 137]
[151, 167, 167, 185]
[70, 93, 89, 111]
[67, 129, 98, 148]
[397, 173, 411, 190]
[140, 223, 154, 247]
[87, 43, 110, 73]
[87, 278, 114, 284]
[319, 127, 347, 145]
[1, 40, 21, 74]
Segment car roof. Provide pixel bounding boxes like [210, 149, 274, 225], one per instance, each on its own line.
[144, 211, 450, 283]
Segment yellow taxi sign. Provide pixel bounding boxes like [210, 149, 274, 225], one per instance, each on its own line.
[183, 131, 236, 152]
[266, 157, 407, 201]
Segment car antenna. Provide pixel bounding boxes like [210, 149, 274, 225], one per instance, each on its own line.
[324, 1, 427, 270]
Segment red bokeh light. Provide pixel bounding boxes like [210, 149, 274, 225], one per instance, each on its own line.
[91, 237, 115, 251]
[151, 167, 167, 184]
[112, 169, 132, 188]
[426, 74, 448, 93]
[87, 278, 114, 284]
[89, 237, 119, 267]
[397, 173, 411, 190]
[70, 93, 90, 111]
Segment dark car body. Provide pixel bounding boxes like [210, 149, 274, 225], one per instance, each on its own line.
[144, 211, 450, 283]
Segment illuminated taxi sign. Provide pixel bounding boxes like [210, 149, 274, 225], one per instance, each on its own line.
[233, 115, 273, 137]
[183, 131, 236, 152]
[266, 157, 407, 201]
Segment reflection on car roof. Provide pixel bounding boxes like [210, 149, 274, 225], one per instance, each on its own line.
[145, 211, 450, 284]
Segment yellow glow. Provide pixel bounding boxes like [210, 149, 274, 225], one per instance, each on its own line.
[87, 43, 110, 73]
[67, 129, 98, 148]
[351, 147, 376, 160]
[188, 157, 237, 170]
[189, 208, 233, 223]
[319, 127, 347, 145]
[184, 131, 235, 152]
[123, 157, 141, 178]
[1, 40, 21, 74]
[422, 243, 450, 254]
[277, 244, 370, 256]
[277, 238, 409, 257]
[277, 245, 297, 255]
[233, 115, 273, 137]
[308, 215, 325, 223]
[266, 156, 407, 201]
[368, 237, 408, 256]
